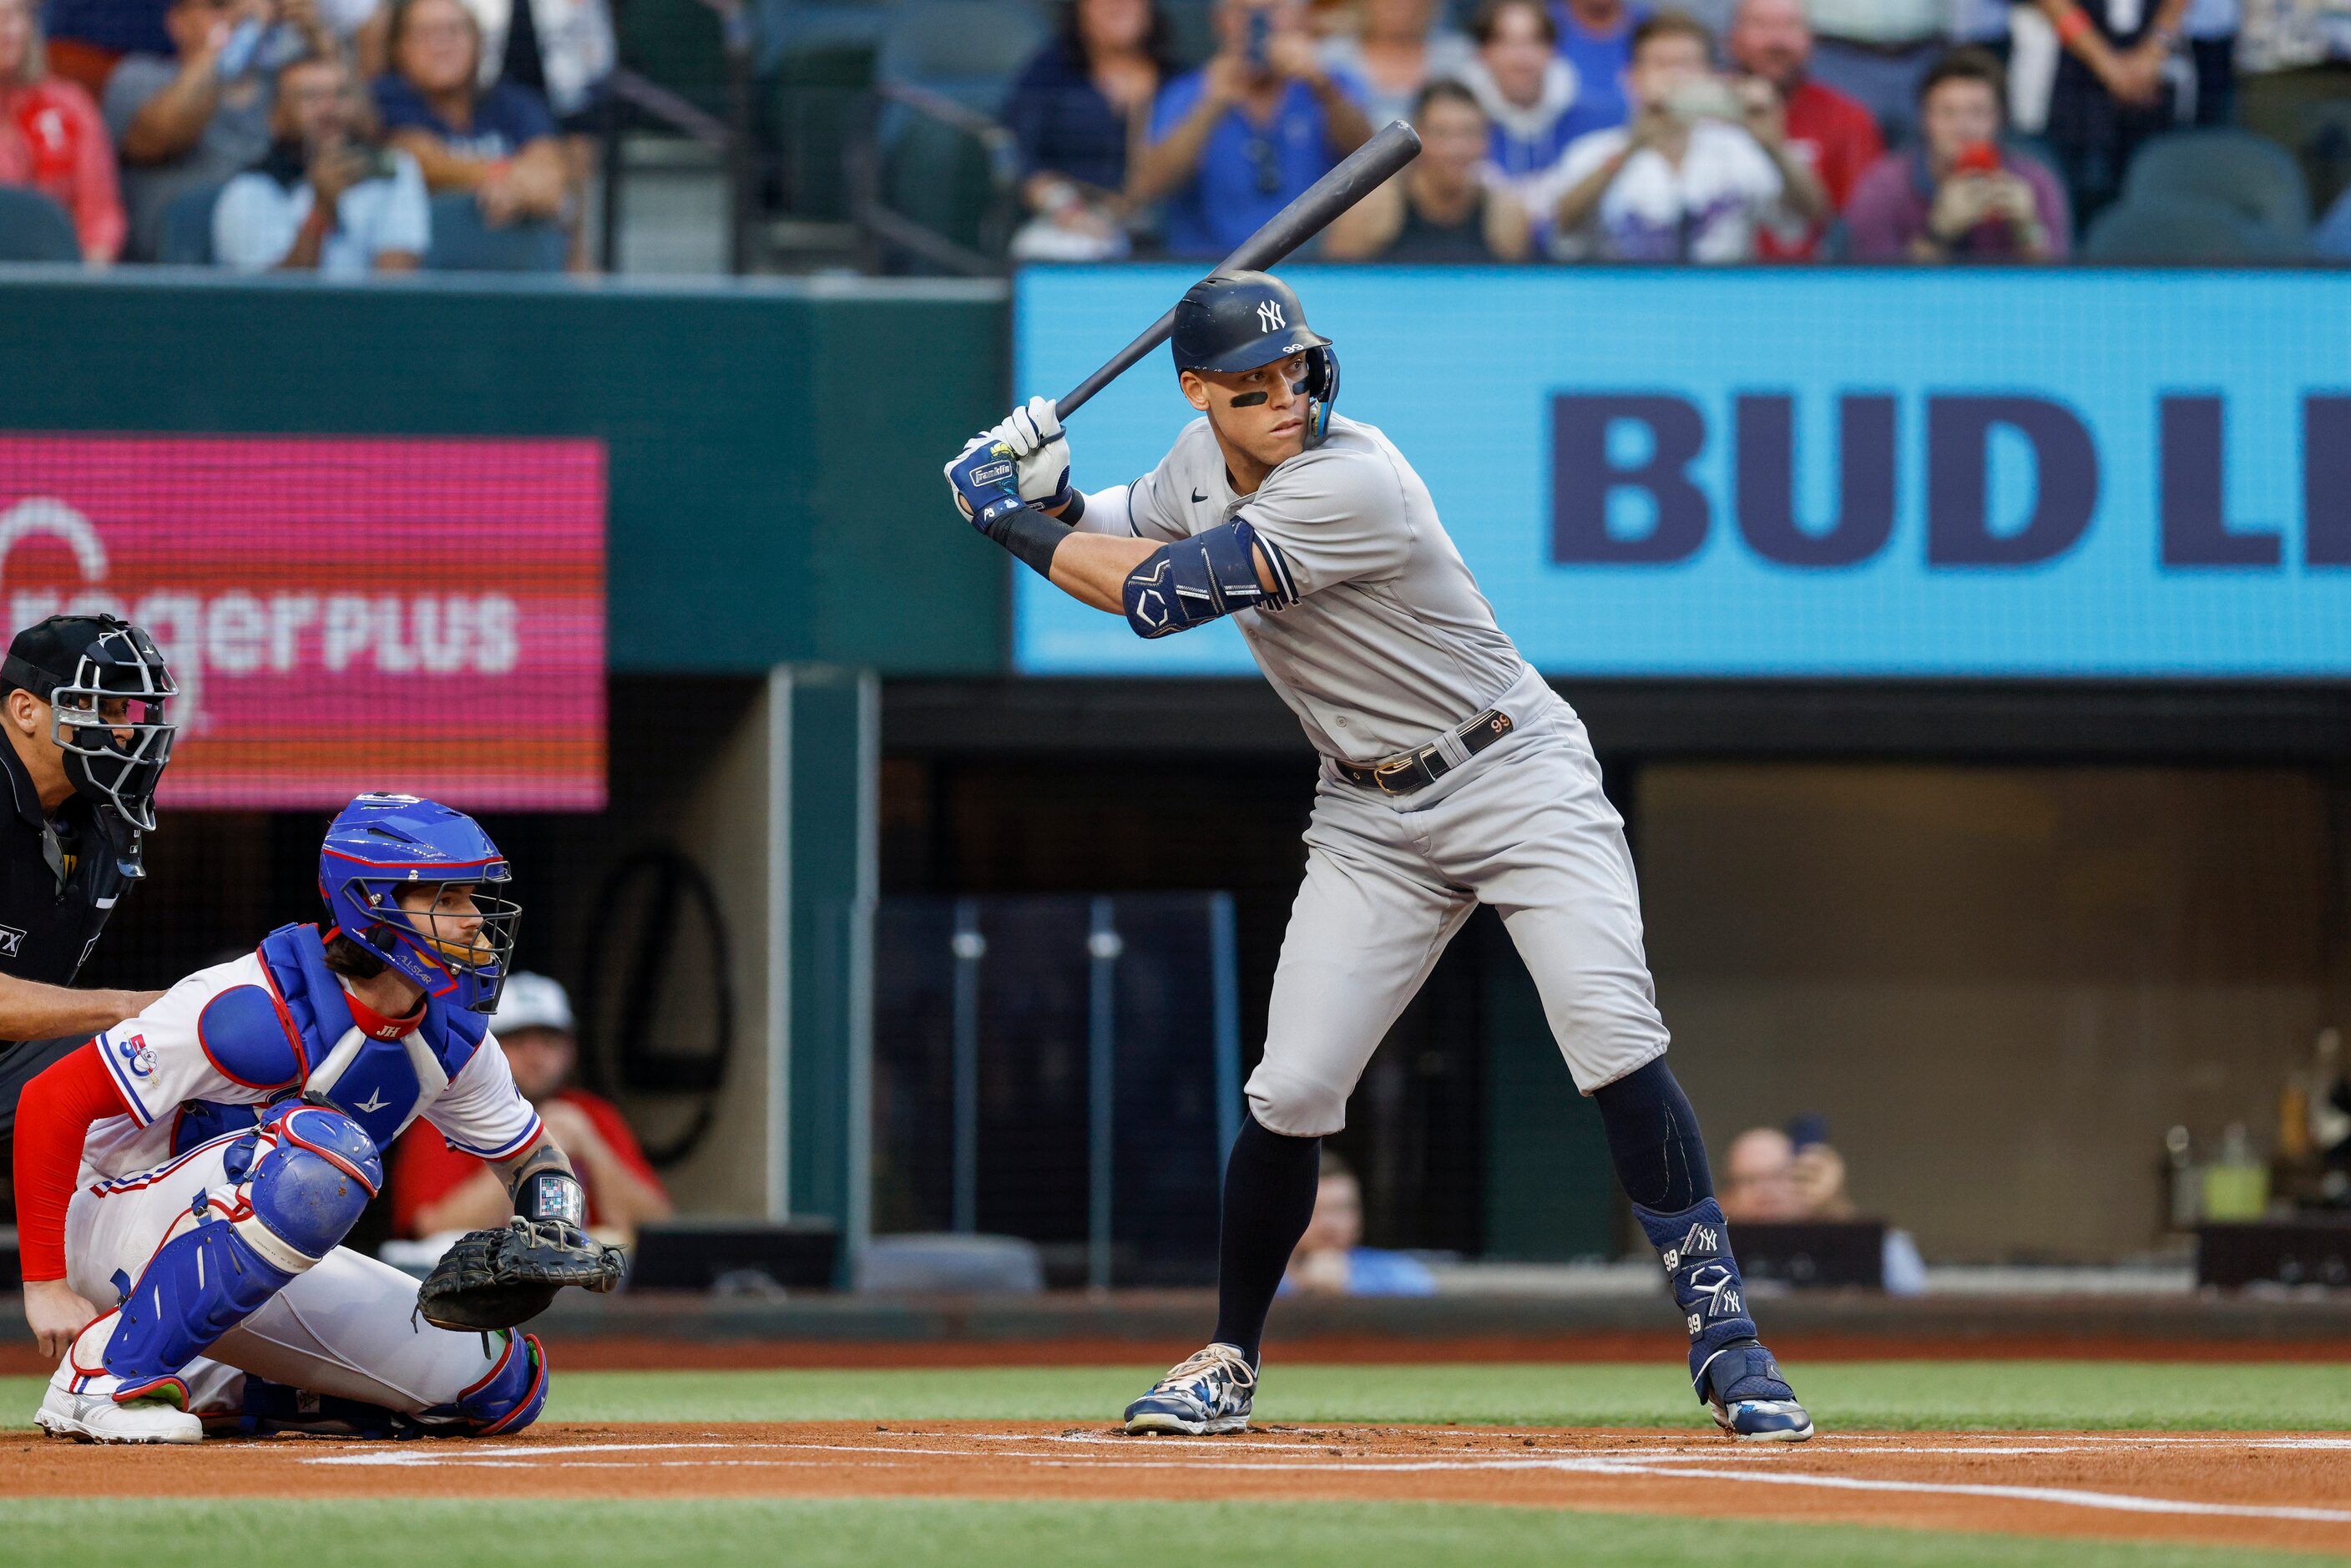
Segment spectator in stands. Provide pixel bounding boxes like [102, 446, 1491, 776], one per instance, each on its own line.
[453, 0, 613, 267]
[1549, 0, 1643, 133]
[0, 0, 125, 260]
[2032, 0, 2188, 222]
[2182, 0, 2239, 124]
[1720, 1123, 1926, 1294]
[1131, 0, 1373, 259]
[1327, 79, 1529, 256]
[1316, 0, 1474, 128]
[1003, 0, 1175, 261]
[104, 0, 333, 260]
[1459, 0, 1591, 195]
[1283, 1151, 1436, 1296]
[38, 0, 172, 97]
[1724, 0, 1878, 259]
[212, 49, 425, 271]
[1845, 48, 2069, 262]
[1535, 11, 1822, 261]
[392, 973, 671, 1246]
[374, 0, 564, 227]
[1719, 1126, 1802, 1222]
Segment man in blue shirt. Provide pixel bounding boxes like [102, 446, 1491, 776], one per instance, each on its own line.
[1131, 0, 1372, 259]
[1550, 0, 1647, 134]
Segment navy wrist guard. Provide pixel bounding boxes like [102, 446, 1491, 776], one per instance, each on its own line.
[984, 504, 1069, 578]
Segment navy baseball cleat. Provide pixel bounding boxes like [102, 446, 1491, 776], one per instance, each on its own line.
[1697, 1338, 1814, 1442]
[1123, 1342, 1256, 1435]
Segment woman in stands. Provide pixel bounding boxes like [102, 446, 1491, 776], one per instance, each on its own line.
[0, 0, 125, 262]
[374, 0, 565, 230]
[1003, 0, 1176, 259]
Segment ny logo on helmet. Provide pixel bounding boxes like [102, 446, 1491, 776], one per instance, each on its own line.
[1256, 301, 1286, 332]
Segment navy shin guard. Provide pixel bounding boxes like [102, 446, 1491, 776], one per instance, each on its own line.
[1630, 1197, 1762, 1396]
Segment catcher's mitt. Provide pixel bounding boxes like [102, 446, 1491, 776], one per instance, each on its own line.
[417, 1217, 624, 1332]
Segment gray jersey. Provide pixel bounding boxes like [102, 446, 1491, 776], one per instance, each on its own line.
[1095, 413, 1529, 762]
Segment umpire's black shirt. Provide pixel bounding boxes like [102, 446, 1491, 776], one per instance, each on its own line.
[0, 736, 133, 997]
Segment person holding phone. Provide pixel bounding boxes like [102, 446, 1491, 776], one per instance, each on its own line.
[1534, 10, 1818, 261]
[103, 0, 333, 257]
[1130, 0, 1373, 259]
[212, 48, 427, 271]
[1844, 47, 2069, 263]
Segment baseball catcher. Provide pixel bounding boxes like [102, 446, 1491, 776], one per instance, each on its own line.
[13, 792, 618, 1442]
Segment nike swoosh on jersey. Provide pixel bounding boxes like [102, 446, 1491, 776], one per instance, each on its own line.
[1191, 489, 1207, 503]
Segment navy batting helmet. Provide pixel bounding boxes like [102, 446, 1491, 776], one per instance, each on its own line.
[1169, 271, 1340, 444]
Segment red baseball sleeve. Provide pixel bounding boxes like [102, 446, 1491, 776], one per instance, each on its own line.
[13, 1041, 129, 1282]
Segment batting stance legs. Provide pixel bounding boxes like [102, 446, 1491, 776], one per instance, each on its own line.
[44, 1108, 544, 1443]
[1133, 686, 1810, 1441]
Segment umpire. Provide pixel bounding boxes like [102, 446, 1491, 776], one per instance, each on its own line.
[0, 615, 179, 1162]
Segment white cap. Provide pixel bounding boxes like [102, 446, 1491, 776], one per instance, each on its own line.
[493, 972, 575, 1036]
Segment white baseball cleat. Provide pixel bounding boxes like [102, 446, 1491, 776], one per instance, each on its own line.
[38, 1313, 203, 1444]
[37, 1383, 203, 1444]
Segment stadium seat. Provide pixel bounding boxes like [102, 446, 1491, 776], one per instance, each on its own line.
[157, 184, 222, 266]
[2081, 191, 2300, 263]
[877, 0, 1046, 115]
[768, 36, 878, 220]
[423, 194, 569, 271]
[2121, 129, 2312, 253]
[0, 186, 83, 263]
[617, 0, 736, 121]
[878, 100, 1002, 260]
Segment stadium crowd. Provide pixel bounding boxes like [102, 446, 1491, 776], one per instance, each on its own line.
[3, 0, 2348, 268]
[1005, 0, 2351, 263]
[0, 0, 604, 266]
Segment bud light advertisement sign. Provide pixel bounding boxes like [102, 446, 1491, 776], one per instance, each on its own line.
[0, 434, 606, 809]
[1013, 266, 2351, 678]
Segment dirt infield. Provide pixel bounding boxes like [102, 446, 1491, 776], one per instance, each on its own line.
[8, 1421, 2350, 1553]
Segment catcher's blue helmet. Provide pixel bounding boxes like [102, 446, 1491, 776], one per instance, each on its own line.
[319, 793, 518, 1014]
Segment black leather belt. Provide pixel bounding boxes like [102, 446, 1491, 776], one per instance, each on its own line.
[1334, 707, 1516, 795]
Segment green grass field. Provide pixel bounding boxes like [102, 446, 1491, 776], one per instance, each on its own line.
[5, 1362, 2346, 1567]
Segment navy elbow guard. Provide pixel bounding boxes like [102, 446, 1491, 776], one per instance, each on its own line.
[1122, 519, 1297, 639]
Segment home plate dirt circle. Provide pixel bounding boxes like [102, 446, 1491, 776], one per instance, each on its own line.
[8, 1422, 2350, 1553]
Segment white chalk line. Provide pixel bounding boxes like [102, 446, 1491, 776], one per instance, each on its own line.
[293, 1432, 2351, 1525]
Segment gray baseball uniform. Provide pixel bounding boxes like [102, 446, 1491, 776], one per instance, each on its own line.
[1082, 413, 1670, 1136]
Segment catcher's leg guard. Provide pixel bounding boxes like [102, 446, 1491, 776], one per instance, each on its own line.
[100, 1107, 382, 1396]
[417, 1331, 549, 1435]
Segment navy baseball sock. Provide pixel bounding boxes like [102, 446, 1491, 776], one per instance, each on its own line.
[1210, 1113, 1322, 1365]
[1593, 1059, 1782, 1400]
[1590, 1056, 1710, 1212]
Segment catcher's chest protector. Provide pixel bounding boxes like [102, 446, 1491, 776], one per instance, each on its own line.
[175, 924, 494, 1154]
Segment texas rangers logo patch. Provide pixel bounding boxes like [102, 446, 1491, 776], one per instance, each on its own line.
[0, 923, 25, 958]
[112, 1032, 155, 1079]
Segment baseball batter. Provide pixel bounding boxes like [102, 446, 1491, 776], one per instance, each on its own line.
[13, 793, 613, 1443]
[944, 271, 1811, 1442]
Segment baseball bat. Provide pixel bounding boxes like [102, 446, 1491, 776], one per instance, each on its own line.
[1054, 119, 1423, 419]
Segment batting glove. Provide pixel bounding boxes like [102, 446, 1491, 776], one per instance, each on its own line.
[943, 432, 1024, 530]
[992, 396, 1073, 512]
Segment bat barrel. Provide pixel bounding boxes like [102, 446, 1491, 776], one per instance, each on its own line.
[1054, 119, 1422, 418]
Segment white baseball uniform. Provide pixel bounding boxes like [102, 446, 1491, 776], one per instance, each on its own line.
[1079, 412, 1670, 1136]
[62, 954, 542, 1415]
